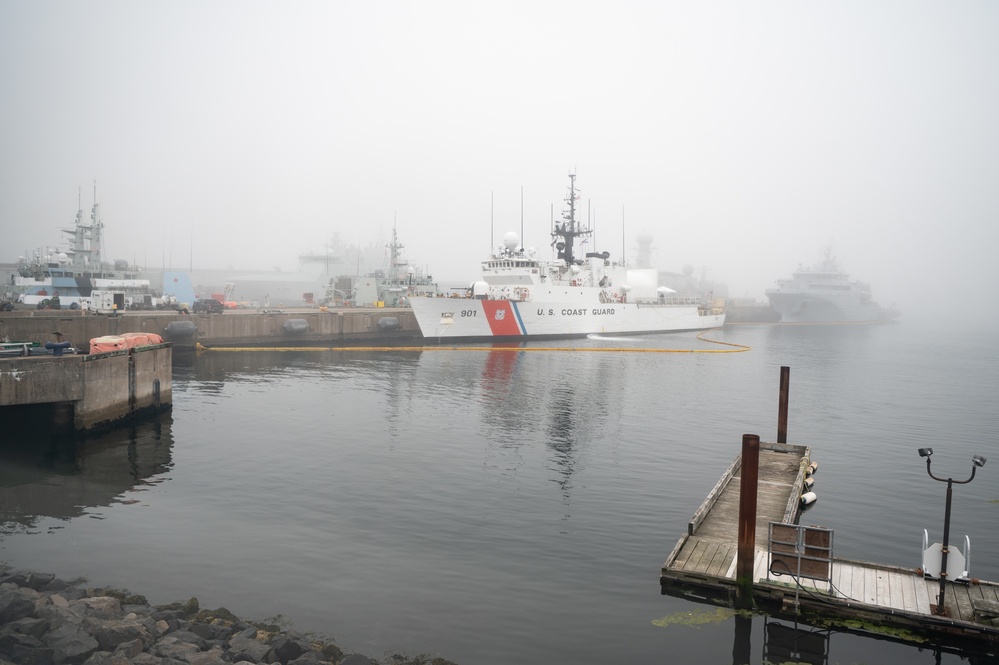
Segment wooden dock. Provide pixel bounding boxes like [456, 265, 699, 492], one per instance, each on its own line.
[661, 441, 810, 588]
[660, 441, 999, 652]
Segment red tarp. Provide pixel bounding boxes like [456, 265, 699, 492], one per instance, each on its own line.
[119, 332, 164, 347]
[89, 336, 127, 353]
[89, 332, 164, 353]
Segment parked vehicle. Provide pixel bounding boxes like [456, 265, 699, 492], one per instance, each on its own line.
[192, 298, 224, 314]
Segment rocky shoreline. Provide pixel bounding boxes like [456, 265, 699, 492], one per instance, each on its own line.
[0, 569, 456, 665]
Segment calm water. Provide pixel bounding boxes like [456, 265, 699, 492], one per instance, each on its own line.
[2, 323, 997, 664]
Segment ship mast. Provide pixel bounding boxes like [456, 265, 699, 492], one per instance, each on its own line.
[90, 180, 104, 270]
[61, 182, 105, 271]
[387, 216, 406, 280]
[551, 172, 591, 265]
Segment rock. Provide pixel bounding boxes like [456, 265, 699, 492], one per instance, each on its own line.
[86, 618, 148, 651]
[35, 603, 84, 631]
[183, 598, 200, 617]
[317, 642, 343, 663]
[152, 609, 186, 622]
[188, 645, 228, 665]
[0, 569, 452, 665]
[0, 590, 36, 625]
[228, 634, 271, 663]
[7, 642, 55, 665]
[26, 574, 57, 592]
[338, 654, 375, 665]
[111, 637, 144, 659]
[2, 617, 50, 640]
[164, 629, 209, 651]
[40, 579, 72, 594]
[130, 654, 165, 665]
[188, 622, 216, 640]
[288, 649, 327, 664]
[153, 635, 201, 661]
[45, 622, 99, 664]
[0, 626, 44, 654]
[266, 630, 310, 663]
[71, 598, 122, 621]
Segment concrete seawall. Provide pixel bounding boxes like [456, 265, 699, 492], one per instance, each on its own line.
[0, 308, 421, 350]
[0, 344, 171, 434]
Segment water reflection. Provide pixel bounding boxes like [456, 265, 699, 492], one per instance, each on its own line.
[0, 416, 174, 534]
[662, 581, 991, 665]
[764, 322, 880, 368]
[760, 618, 829, 665]
[474, 348, 627, 502]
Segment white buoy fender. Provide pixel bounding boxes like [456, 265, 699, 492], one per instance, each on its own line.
[800, 491, 818, 505]
[803, 476, 815, 490]
[806, 462, 818, 476]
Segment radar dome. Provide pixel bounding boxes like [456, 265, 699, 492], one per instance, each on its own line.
[503, 231, 519, 250]
[57, 252, 69, 264]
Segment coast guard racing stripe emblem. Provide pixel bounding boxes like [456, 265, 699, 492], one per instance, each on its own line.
[482, 300, 524, 336]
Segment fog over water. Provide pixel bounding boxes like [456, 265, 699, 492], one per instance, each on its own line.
[2, 1, 998, 327]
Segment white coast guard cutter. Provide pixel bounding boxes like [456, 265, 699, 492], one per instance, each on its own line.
[409, 174, 725, 342]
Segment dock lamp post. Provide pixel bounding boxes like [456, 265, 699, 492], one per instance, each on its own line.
[918, 448, 987, 616]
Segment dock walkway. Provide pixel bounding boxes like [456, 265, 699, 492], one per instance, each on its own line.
[662, 441, 809, 587]
[660, 441, 999, 651]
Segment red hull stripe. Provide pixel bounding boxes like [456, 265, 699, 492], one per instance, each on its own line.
[482, 301, 523, 336]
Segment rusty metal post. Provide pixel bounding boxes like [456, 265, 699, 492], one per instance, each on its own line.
[736, 433, 760, 609]
[777, 366, 790, 444]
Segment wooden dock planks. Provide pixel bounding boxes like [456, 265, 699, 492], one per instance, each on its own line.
[692, 448, 807, 547]
[662, 442, 809, 584]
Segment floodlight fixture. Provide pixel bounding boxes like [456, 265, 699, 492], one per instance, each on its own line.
[919, 448, 987, 616]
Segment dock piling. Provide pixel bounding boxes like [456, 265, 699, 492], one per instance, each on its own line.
[736, 433, 760, 609]
[777, 366, 789, 444]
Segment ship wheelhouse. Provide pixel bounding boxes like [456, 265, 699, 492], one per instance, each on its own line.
[481, 255, 543, 289]
[482, 258, 541, 273]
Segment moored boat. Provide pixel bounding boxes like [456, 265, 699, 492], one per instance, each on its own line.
[410, 174, 725, 341]
[13, 188, 153, 309]
[765, 248, 899, 323]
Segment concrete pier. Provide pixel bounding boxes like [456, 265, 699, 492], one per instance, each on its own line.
[0, 344, 172, 434]
[0, 308, 420, 351]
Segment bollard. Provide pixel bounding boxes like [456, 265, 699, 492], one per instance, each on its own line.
[777, 366, 789, 444]
[736, 433, 760, 609]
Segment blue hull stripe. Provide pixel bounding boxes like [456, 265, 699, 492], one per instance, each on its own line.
[511, 302, 527, 335]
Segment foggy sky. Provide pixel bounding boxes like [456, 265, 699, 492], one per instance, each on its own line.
[2, 1, 998, 326]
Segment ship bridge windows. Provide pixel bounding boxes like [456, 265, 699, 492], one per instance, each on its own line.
[809, 284, 851, 291]
[484, 260, 539, 270]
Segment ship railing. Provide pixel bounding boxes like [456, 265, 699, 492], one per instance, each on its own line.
[600, 290, 626, 304]
[635, 296, 702, 307]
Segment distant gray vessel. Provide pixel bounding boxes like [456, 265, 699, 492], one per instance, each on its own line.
[765, 249, 899, 323]
[13, 186, 152, 309]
